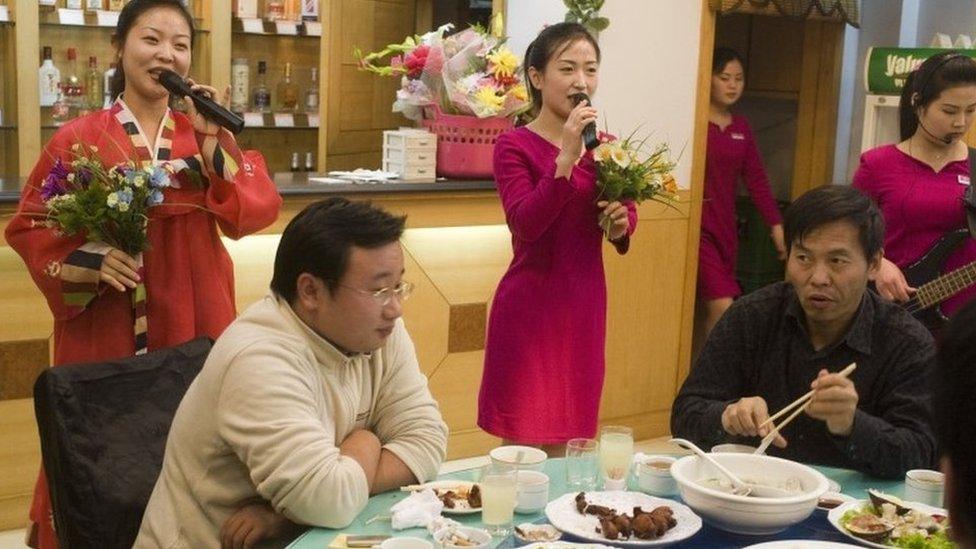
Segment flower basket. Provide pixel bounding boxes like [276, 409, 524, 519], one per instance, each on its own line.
[422, 104, 513, 179]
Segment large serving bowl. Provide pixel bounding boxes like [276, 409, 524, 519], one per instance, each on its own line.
[671, 453, 829, 535]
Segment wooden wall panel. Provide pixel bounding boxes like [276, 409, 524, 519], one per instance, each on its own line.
[747, 16, 804, 94]
[0, 399, 40, 530]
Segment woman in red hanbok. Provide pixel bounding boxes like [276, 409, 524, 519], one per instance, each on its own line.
[4, 1, 281, 546]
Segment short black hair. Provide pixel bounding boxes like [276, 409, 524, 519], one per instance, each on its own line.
[270, 197, 406, 302]
[712, 46, 744, 74]
[784, 185, 884, 260]
[935, 301, 976, 545]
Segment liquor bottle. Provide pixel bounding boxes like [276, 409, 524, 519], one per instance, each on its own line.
[103, 62, 116, 108]
[85, 56, 102, 111]
[233, 0, 257, 18]
[304, 151, 314, 172]
[65, 0, 82, 9]
[108, 0, 126, 10]
[85, 0, 103, 12]
[304, 67, 319, 113]
[289, 152, 300, 172]
[62, 48, 85, 114]
[276, 62, 298, 111]
[265, 0, 284, 21]
[38, 46, 61, 107]
[51, 87, 70, 126]
[251, 61, 271, 113]
[283, 0, 300, 22]
[301, 0, 318, 22]
[231, 58, 250, 114]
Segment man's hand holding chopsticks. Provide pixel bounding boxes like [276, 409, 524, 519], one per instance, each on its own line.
[721, 397, 788, 449]
[806, 368, 859, 436]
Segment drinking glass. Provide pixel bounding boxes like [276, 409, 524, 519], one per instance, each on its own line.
[599, 425, 634, 489]
[479, 462, 517, 536]
[566, 438, 600, 490]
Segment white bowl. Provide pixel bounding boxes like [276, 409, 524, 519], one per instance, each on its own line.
[637, 455, 677, 496]
[710, 443, 758, 454]
[381, 537, 434, 549]
[515, 470, 549, 513]
[432, 526, 492, 549]
[671, 453, 829, 535]
[489, 446, 547, 471]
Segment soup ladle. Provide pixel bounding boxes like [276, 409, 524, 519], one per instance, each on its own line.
[669, 438, 793, 498]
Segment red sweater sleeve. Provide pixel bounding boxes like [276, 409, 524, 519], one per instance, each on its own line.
[740, 121, 783, 227]
[196, 127, 282, 240]
[4, 123, 111, 321]
[493, 133, 586, 242]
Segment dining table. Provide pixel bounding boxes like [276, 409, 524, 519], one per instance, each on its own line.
[286, 456, 907, 548]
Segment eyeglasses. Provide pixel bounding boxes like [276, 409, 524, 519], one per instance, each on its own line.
[334, 280, 414, 306]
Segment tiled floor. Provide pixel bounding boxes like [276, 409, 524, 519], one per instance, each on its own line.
[0, 437, 685, 548]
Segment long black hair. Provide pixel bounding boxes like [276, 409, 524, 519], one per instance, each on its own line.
[109, 0, 195, 102]
[898, 51, 976, 141]
[712, 46, 744, 75]
[522, 22, 600, 118]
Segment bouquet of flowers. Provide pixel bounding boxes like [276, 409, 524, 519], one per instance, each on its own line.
[39, 143, 171, 256]
[356, 18, 530, 121]
[592, 133, 678, 231]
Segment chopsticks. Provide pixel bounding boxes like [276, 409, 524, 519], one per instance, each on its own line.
[754, 363, 857, 454]
[758, 362, 857, 429]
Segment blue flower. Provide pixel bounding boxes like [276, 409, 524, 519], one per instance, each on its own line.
[149, 166, 171, 189]
[147, 189, 165, 206]
[118, 187, 133, 205]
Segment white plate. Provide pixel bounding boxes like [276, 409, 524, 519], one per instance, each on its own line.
[827, 499, 948, 549]
[520, 543, 614, 549]
[415, 480, 480, 515]
[744, 542, 862, 548]
[545, 491, 702, 546]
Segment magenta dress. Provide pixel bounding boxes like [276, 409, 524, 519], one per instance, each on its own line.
[853, 144, 976, 316]
[478, 127, 637, 444]
[698, 115, 782, 300]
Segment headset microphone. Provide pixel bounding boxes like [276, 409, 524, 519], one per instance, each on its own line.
[920, 122, 954, 145]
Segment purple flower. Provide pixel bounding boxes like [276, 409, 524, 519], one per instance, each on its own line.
[75, 167, 93, 187]
[40, 159, 70, 201]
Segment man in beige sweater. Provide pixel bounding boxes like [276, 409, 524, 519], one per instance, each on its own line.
[136, 198, 449, 548]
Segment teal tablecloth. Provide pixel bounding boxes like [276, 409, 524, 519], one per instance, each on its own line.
[287, 457, 904, 548]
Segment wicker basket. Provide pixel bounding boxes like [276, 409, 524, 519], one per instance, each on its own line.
[421, 104, 513, 179]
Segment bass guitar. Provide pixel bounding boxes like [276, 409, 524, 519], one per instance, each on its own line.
[902, 230, 976, 329]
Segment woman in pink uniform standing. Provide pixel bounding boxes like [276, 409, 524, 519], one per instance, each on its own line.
[698, 47, 785, 336]
[478, 22, 636, 455]
[854, 52, 976, 320]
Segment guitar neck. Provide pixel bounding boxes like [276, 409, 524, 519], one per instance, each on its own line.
[916, 260, 976, 308]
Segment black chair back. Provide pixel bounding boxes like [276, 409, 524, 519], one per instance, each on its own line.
[33, 337, 212, 549]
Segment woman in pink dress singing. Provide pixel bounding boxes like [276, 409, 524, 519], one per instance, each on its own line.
[478, 22, 637, 455]
[854, 52, 976, 323]
[698, 47, 785, 337]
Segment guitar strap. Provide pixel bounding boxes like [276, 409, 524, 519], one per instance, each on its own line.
[966, 148, 976, 237]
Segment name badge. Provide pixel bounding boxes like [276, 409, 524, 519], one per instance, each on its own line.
[959, 175, 971, 186]
[731, 132, 745, 140]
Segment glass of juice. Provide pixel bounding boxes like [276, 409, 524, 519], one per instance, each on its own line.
[599, 425, 634, 490]
[479, 462, 517, 536]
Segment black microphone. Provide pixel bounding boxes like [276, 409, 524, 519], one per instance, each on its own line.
[158, 70, 245, 134]
[570, 92, 600, 150]
[920, 121, 953, 145]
